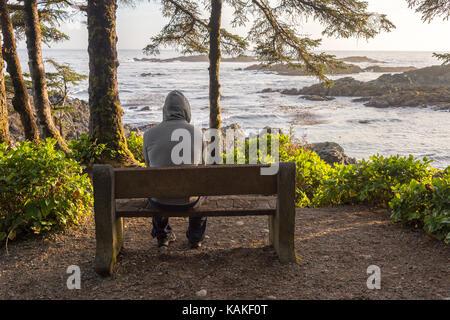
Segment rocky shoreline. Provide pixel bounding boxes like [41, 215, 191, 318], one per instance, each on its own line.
[244, 63, 416, 76]
[263, 65, 450, 109]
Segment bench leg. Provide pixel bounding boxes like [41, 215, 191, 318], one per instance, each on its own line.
[93, 165, 124, 276]
[269, 162, 297, 263]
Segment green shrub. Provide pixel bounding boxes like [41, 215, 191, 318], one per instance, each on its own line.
[224, 132, 333, 207]
[389, 167, 449, 243]
[313, 154, 437, 207]
[68, 133, 106, 165]
[0, 139, 93, 242]
[277, 133, 333, 207]
[126, 131, 144, 164]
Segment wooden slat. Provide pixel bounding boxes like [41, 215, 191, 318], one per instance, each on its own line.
[117, 207, 276, 218]
[114, 164, 278, 199]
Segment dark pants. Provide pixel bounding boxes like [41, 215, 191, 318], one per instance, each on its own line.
[148, 197, 207, 242]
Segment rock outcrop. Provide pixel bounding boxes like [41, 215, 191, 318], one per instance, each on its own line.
[245, 63, 364, 76]
[134, 55, 258, 63]
[363, 65, 416, 73]
[284, 65, 450, 109]
[306, 142, 357, 166]
[339, 56, 385, 63]
[8, 94, 90, 143]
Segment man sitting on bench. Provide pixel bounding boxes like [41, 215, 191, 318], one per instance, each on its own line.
[143, 90, 205, 249]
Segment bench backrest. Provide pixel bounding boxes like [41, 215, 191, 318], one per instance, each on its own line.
[110, 164, 278, 199]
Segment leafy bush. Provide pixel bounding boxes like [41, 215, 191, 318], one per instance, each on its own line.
[126, 131, 144, 164]
[223, 132, 333, 207]
[277, 133, 333, 207]
[389, 170, 449, 243]
[68, 134, 106, 165]
[0, 139, 93, 242]
[69, 133, 144, 165]
[313, 155, 437, 207]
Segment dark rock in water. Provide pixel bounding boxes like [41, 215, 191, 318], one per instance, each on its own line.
[133, 57, 160, 62]
[295, 65, 450, 109]
[260, 126, 283, 135]
[221, 123, 246, 151]
[299, 76, 384, 97]
[124, 123, 157, 136]
[364, 65, 416, 73]
[306, 142, 356, 166]
[245, 62, 363, 76]
[134, 55, 258, 63]
[339, 56, 385, 63]
[281, 88, 301, 95]
[364, 88, 450, 109]
[260, 88, 280, 93]
[300, 95, 335, 101]
[140, 72, 164, 77]
[222, 55, 258, 62]
[352, 97, 371, 103]
[140, 106, 151, 111]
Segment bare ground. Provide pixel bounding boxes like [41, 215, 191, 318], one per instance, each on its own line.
[0, 196, 448, 300]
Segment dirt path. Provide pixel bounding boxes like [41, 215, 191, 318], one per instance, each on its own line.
[0, 196, 448, 299]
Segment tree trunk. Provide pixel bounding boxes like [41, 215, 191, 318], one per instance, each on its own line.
[0, 33, 11, 145]
[0, 0, 39, 142]
[87, 0, 137, 166]
[208, 0, 222, 130]
[23, 0, 68, 152]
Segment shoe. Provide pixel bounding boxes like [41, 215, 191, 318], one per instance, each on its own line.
[157, 232, 176, 248]
[188, 241, 202, 249]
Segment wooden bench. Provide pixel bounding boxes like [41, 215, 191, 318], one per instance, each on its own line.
[92, 162, 297, 276]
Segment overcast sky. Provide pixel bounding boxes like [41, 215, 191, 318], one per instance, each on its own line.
[26, 0, 449, 52]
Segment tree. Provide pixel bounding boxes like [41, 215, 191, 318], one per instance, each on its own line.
[433, 52, 450, 65]
[45, 58, 87, 136]
[246, 0, 394, 84]
[406, 0, 449, 65]
[406, 0, 450, 22]
[144, 0, 247, 130]
[23, 0, 69, 152]
[87, 0, 137, 166]
[209, 0, 222, 129]
[0, 32, 11, 145]
[146, 0, 394, 129]
[9, 1, 70, 45]
[0, 0, 39, 142]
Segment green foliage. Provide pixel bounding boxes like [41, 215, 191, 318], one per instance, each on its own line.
[0, 139, 93, 242]
[228, 132, 448, 243]
[45, 59, 87, 105]
[144, 0, 247, 56]
[147, 0, 394, 85]
[68, 132, 144, 166]
[390, 171, 450, 243]
[406, 0, 450, 22]
[224, 132, 333, 207]
[277, 133, 334, 207]
[68, 134, 106, 165]
[126, 131, 144, 164]
[314, 155, 437, 207]
[10, 1, 71, 45]
[433, 52, 450, 65]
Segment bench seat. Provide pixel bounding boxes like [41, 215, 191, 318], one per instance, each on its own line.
[116, 198, 276, 217]
[93, 163, 297, 276]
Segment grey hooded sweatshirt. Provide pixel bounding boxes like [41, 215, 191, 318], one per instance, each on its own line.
[143, 90, 203, 205]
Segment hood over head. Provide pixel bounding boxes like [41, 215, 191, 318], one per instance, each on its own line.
[162, 90, 191, 123]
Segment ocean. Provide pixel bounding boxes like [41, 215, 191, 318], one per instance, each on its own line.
[16, 49, 450, 168]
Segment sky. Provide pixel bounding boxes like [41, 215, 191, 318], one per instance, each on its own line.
[23, 0, 450, 52]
